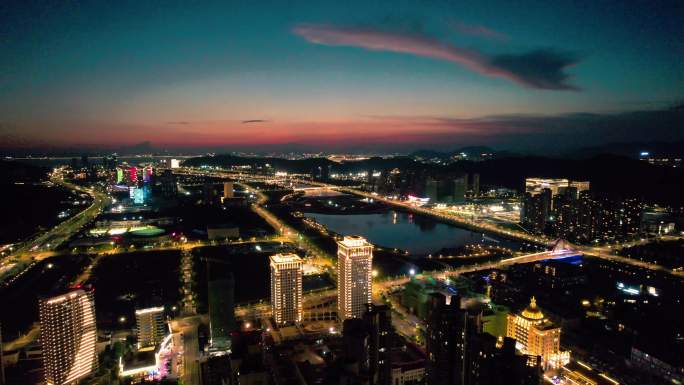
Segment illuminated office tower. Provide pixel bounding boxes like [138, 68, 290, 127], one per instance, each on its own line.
[39, 290, 98, 385]
[142, 166, 153, 183]
[337, 236, 373, 320]
[135, 306, 166, 349]
[270, 253, 303, 325]
[115, 167, 124, 184]
[128, 166, 138, 184]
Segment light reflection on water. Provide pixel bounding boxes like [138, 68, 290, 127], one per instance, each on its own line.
[306, 210, 523, 256]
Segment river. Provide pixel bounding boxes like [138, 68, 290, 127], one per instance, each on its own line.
[305, 210, 528, 256]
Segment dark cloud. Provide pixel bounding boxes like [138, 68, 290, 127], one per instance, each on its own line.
[241, 119, 269, 124]
[292, 23, 580, 90]
[166, 121, 190, 125]
[488, 49, 579, 90]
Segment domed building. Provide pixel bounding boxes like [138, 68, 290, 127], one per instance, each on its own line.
[506, 297, 568, 368]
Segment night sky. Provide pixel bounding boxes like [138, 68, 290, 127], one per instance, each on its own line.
[1, 0, 683, 153]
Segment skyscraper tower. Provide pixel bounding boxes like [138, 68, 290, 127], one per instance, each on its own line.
[425, 293, 468, 385]
[363, 304, 393, 385]
[270, 253, 304, 325]
[39, 289, 98, 385]
[337, 236, 373, 320]
[207, 258, 236, 349]
[135, 306, 166, 349]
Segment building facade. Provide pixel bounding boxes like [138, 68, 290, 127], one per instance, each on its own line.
[207, 259, 236, 349]
[135, 306, 166, 349]
[39, 289, 98, 385]
[337, 236, 374, 320]
[506, 297, 567, 368]
[270, 253, 303, 325]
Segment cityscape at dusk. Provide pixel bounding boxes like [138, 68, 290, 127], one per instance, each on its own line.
[1, 1, 684, 385]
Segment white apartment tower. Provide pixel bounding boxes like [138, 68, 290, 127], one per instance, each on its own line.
[337, 235, 373, 320]
[270, 253, 303, 325]
[39, 289, 98, 385]
[135, 306, 166, 349]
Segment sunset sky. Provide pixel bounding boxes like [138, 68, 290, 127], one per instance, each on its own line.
[1, 0, 683, 153]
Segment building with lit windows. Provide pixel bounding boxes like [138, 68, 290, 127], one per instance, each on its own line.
[270, 253, 303, 325]
[39, 289, 98, 385]
[337, 236, 374, 320]
[525, 178, 569, 197]
[135, 307, 166, 349]
[525, 178, 589, 201]
[506, 297, 568, 369]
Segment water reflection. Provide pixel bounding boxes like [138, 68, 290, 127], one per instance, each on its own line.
[306, 210, 522, 255]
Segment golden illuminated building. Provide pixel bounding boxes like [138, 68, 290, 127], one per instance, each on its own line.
[506, 297, 568, 368]
[270, 253, 303, 325]
[337, 235, 373, 320]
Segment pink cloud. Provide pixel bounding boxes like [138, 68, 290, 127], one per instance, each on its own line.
[292, 24, 579, 90]
[452, 21, 509, 42]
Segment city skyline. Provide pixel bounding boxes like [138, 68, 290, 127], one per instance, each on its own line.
[1, 2, 684, 385]
[1, 1, 683, 153]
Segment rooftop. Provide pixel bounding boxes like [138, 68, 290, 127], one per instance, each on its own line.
[338, 235, 372, 248]
[270, 253, 303, 264]
[520, 297, 545, 321]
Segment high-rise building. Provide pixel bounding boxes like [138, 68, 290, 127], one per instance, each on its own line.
[342, 303, 395, 385]
[135, 306, 166, 349]
[80, 155, 89, 169]
[425, 292, 541, 385]
[270, 253, 303, 325]
[506, 297, 567, 369]
[363, 304, 393, 385]
[39, 289, 98, 385]
[425, 177, 440, 203]
[552, 187, 579, 239]
[471, 173, 480, 196]
[466, 335, 541, 385]
[425, 293, 469, 385]
[158, 169, 178, 198]
[568, 180, 590, 196]
[452, 176, 468, 203]
[207, 259, 236, 349]
[425, 175, 468, 204]
[521, 189, 552, 233]
[127, 166, 138, 184]
[223, 182, 234, 199]
[337, 236, 373, 320]
[115, 167, 124, 184]
[142, 166, 153, 183]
